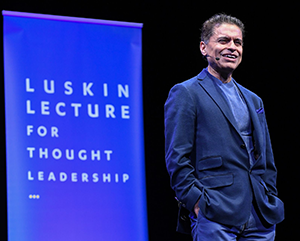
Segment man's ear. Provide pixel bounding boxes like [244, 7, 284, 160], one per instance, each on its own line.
[200, 41, 207, 57]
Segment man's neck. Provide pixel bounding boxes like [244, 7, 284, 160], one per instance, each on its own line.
[207, 65, 232, 83]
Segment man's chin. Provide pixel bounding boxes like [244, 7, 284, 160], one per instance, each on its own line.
[220, 62, 241, 73]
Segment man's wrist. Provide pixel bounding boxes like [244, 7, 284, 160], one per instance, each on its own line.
[194, 199, 200, 216]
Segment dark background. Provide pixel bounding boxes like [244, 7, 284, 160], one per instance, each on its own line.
[1, 1, 298, 240]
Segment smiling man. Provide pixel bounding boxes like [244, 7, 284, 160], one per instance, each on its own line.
[164, 14, 284, 240]
[200, 20, 243, 83]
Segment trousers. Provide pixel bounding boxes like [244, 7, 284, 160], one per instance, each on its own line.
[190, 204, 276, 241]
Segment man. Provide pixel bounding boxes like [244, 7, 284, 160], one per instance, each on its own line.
[164, 14, 284, 240]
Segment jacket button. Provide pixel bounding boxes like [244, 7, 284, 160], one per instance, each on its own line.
[240, 144, 246, 149]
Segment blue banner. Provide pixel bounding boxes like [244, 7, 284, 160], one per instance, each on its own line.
[3, 11, 147, 241]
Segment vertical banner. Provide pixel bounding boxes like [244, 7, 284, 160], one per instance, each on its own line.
[3, 11, 147, 241]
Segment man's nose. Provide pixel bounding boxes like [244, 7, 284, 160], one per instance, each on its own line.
[227, 40, 237, 51]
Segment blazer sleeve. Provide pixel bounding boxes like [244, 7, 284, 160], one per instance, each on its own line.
[164, 83, 203, 213]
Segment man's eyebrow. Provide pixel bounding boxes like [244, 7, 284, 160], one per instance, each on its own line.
[217, 36, 230, 40]
[217, 35, 242, 40]
[217, 36, 243, 43]
[235, 38, 243, 42]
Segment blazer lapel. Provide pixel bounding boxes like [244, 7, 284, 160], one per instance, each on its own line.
[235, 82, 264, 157]
[197, 70, 241, 135]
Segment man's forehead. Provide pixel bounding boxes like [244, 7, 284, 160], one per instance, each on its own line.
[213, 23, 243, 39]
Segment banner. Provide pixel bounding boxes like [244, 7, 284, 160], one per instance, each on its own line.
[3, 11, 147, 241]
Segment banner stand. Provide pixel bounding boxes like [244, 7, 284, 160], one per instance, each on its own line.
[3, 11, 148, 241]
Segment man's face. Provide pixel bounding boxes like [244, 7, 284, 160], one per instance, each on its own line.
[200, 23, 243, 75]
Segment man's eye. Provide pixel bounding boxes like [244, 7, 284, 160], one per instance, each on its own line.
[235, 41, 242, 46]
[218, 39, 228, 44]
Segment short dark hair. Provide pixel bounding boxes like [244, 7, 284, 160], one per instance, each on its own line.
[201, 13, 245, 43]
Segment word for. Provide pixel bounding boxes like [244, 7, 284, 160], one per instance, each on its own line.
[27, 125, 59, 137]
[28, 171, 130, 183]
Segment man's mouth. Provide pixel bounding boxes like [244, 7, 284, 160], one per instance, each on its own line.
[222, 54, 238, 59]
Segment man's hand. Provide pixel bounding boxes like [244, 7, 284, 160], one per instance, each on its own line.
[194, 199, 200, 217]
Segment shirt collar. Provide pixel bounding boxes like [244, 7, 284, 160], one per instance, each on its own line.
[204, 67, 235, 88]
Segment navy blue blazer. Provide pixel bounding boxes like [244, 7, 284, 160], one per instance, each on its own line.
[164, 69, 284, 232]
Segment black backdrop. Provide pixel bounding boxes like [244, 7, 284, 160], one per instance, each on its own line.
[1, 1, 298, 240]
